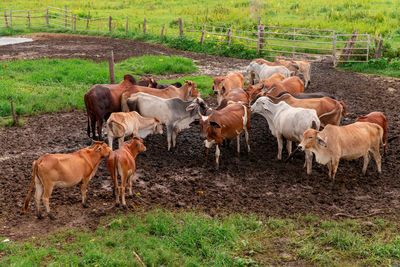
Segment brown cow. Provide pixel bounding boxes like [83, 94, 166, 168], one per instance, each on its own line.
[138, 77, 158, 87]
[216, 88, 249, 110]
[291, 122, 383, 183]
[197, 103, 250, 168]
[24, 141, 111, 219]
[263, 76, 305, 97]
[268, 94, 343, 127]
[121, 80, 200, 112]
[355, 112, 388, 154]
[106, 111, 163, 149]
[246, 73, 286, 101]
[213, 72, 244, 105]
[107, 137, 146, 207]
[292, 60, 311, 88]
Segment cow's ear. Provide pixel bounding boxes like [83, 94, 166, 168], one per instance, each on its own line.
[290, 71, 295, 77]
[96, 146, 103, 151]
[221, 85, 226, 95]
[311, 120, 318, 130]
[317, 137, 327, 147]
[186, 103, 196, 111]
[210, 121, 221, 128]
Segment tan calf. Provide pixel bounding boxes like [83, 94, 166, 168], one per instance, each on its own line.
[24, 141, 111, 219]
[246, 73, 285, 101]
[296, 122, 383, 182]
[213, 72, 245, 105]
[107, 137, 146, 207]
[106, 111, 163, 149]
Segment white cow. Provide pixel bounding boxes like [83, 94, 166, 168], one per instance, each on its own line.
[106, 111, 163, 150]
[251, 96, 320, 174]
[125, 93, 208, 150]
[246, 62, 293, 84]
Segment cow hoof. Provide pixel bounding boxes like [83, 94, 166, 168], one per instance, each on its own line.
[122, 204, 127, 210]
[48, 213, 56, 220]
[37, 214, 43, 220]
[82, 202, 89, 208]
[115, 203, 120, 207]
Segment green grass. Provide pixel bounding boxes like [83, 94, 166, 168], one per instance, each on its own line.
[339, 58, 400, 78]
[1, 210, 399, 266]
[0, 56, 213, 117]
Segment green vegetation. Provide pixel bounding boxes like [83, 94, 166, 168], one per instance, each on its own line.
[340, 58, 400, 78]
[1, 210, 399, 266]
[0, 56, 212, 117]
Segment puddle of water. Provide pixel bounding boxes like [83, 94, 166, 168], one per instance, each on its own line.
[0, 37, 33, 46]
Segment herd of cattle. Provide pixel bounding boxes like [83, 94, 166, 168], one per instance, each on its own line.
[23, 57, 398, 219]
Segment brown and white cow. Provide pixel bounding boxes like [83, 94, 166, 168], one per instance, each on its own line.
[24, 141, 111, 219]
[268, 94, 343, 127]
[213, 72, 244, 105]
[121, 80, 200, 112]
[107, 137, 146, 207]
[355, 112, 388, 154]
[106, 111, 163, 149]
[194, 103, 251, 169]
[290, 122, 383, 183]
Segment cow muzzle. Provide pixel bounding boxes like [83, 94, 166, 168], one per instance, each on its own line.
[213, 90, 219, 95]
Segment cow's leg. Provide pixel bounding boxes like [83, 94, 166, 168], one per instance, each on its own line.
[172, 126, 179, 148]
[121, 169, 129, 208]
[42, 183, 54, 219]
[215, 145, 221, 170]
[108, 136, 113, 150]
[90, 116, 97, 140]
[166, 125, 173, 151]
[118, 137, 124, 149]
[305, 150, 313, 175]
[236, 135, 241, 154]
[97, 119, 103, 141]
[371, 147, 382, 173]
[331, 158, 339, 184]
[362, 153, 370, 175]
[34, 177, 44, 219]
[276, 135, 283, 160]
[286, 140, 292, 156]
[111, 171, 120, 207]
[244, 127, 250, 152]
[128, 174, 134, 196]
[80, 179, 90, 208]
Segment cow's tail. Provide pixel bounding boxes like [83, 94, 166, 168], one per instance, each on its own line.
[84, 93, 92, 138]
[24, 160, 38, 212]
[339, 100, 347, 116]
[318, 102, 341, 125]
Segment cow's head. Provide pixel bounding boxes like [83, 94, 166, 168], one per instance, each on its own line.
[298, 122, 327, 151]
[199, 113, 220, 139]
[186, 97, 209, 116]
[127, 137, 147, 155]
[250, 96, 271, 114]
[153, 118, 163, 135]
[91, 141, 111, 158]
[148, 78, 158, 88]
[248, 83, 265, 101]
[184, 80, 200, 100]
[212, 76, 225, 96]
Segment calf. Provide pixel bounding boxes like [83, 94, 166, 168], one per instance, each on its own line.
[251, 97, 320, 174]
[355, 112, 387, 153]
[197, 103, 250, 169]
[291, 122, 383, 183]
[106, 111, 163, 149]
[268, 94, 343, 127]
[213, 72, 244, 105]
[24, 141, 111, 219]
[107, 137, 146, 207]
[126, 93, 208, 150]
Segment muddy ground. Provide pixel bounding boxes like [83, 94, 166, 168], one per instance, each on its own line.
[0, 33, 399, 241]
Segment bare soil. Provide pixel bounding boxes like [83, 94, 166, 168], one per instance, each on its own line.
[0, 33, 399, 241]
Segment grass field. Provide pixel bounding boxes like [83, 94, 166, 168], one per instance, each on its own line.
[0, 56, 213, 117]
[1, 209, 399, 266]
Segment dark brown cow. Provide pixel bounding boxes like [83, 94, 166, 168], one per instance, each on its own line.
[138, 77, 158, 87]
[156, 81, 183, 89]
[107, 137, 146, 207]
[355, 112, 388, 153]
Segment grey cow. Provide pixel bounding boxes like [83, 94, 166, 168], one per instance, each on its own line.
[126, 93, 208, 150]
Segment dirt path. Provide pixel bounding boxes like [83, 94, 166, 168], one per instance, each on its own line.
[0, 33, 399, 241]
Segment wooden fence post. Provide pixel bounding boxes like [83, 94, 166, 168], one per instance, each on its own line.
[260, 24, 264, 52]
[65, 5, 68, 28]
[366, 34, 370, 62]
[143, 18, 146, 34]
[86, 11, 90, 30]
[343, 30, 358, 60]
[109, 16, 112, 32]
[257, 24, 261, 55]
[4, 12, 8, 28]
[108, 50, 115, 84]
[28, 11, 31, 27]
[161, 24, 165, 38]
[46, 9, 49, 26]
[375, 39, 383, 59]
[73, 14, 76, 30]
[178, 17, 183, 35]
[227, 27, 232, 45]
[200, 24, 206, 44]
[9, 11, 12, 27]
[332, 31, 336, 66]
[126, 16, 128, 35]
[10, 101, 18, 125]
[292, 28, 296, 58]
